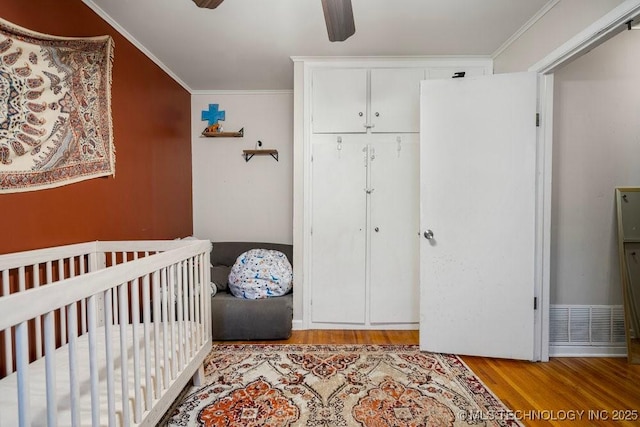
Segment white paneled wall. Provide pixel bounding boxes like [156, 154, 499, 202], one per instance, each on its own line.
[191, 92, 293, 245]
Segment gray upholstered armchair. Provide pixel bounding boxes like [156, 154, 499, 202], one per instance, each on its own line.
[210, 242, 293, 340]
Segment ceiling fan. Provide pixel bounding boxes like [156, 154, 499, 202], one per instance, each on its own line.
[192, 0, 356, 42]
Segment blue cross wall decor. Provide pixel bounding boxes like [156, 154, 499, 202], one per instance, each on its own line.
[201, 104, 226, 126]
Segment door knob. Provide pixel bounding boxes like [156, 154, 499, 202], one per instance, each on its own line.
[374, 227, 379, 232]
[424, 230, 434, 240]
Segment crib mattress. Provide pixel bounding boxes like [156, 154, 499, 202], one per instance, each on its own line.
[0, 322, 203, 427]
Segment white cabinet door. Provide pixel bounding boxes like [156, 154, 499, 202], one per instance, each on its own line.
[419, 72, 537, 360]
[369, 137, 420, 323]
[370, 68, 425, 133]
[311, 136, 367, 323]
[312, 69, 367, 133]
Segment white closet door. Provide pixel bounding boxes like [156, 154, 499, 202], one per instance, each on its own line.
[419, 72, 537, 360]
[311, 137, 367, 324]
[312, 69, 367, 133]
[369, 137, 420, 323]
[370, 68, 424, 133]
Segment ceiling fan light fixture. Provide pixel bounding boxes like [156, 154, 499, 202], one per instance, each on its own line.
[321, 0, 356, 42]
[192, 0, 225, 9]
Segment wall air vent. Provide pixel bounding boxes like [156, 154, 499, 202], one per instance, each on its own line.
[550, 305, 626, 345]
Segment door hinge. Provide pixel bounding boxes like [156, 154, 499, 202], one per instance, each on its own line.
[534, 297, 538, 310]
[536, 113, 540, 127]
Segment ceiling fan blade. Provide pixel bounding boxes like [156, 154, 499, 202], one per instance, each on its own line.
[321, 0, 356, 42]
[192, 0, 225, 9]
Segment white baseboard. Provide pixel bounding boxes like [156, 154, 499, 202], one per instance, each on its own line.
[292, 319, 304, 330]
[290, 319, 418, 331]
[550, 345, 627, 357]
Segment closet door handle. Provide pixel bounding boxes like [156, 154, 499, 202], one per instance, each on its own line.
[374, 227, 379, 232]
[424, 230, 434, 240]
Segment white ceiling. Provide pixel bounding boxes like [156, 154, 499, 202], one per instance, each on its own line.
[84, 0, 551, 91]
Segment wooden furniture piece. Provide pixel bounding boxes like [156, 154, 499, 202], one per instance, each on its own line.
[616, 187, 640, 364]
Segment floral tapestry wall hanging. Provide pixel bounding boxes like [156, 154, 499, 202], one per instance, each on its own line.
[0, 17, 114, 193]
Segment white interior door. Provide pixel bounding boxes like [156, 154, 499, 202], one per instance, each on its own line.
[419, 72, 537, 360]
[311, 136, 367, 324]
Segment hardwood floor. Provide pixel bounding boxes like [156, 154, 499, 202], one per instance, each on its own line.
[216, 330, 640, 426]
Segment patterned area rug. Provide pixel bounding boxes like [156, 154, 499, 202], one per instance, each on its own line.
[167, 345, 522, 426]
[0, 17, 114, 193]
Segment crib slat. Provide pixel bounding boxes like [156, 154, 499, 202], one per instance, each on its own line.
[183, 260, 190, 362]
[16, 266, 31, 410]
[87, 295, 100, 427]
[109, 254, 119, 325]
[188, 258, 195, 357]
[176, 262, 184, 371]
[44, 312, 57, 427]
[81, 297, 87, 335]
[2, 269, 13, 376]
[152, 270, 161, 398]
[58, 259, 67, 345]
[197, 255, 204, 346]
[103, 290, 116, 427]
[33, 265, 43, 359]
[168, 264, 177, 379]
[181, 261, 189, 366]
[142, 273, 152, 409]
[16, 321, 30, 427]
[161, 267, 171, 387]
[18, 266, 25, 292]
[131, 277, 142, 422]
[112, 287, 118, 326]
[199, 254, 206, 345]
[79, 256, 87, 334]
[193, 257, 200, 349]
[67, 303, 80, 427]
[182, 260, 192, 362]
[203, 253, 210, 343]
[118, 283, 131, 427]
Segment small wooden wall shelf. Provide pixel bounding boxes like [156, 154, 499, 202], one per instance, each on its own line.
[202, 127, 244, 138]
[243, 149, 278, 162]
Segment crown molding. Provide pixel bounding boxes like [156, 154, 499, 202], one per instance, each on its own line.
[191, 90, 294, 96]
[530, 0, 640, 73]
[491, 0, 560, 59]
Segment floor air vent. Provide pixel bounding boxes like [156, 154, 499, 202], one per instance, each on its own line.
[550, 305, 626, 345]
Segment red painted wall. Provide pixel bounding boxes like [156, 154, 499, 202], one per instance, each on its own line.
[0, 1, 193, 254]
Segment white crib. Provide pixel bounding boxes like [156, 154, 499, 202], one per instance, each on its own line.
[0, 240, 212, 427]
